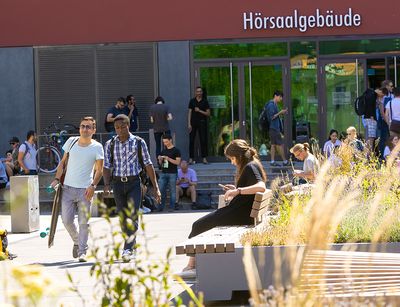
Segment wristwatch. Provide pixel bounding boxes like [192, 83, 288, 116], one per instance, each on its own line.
[90, 183, 97, 189]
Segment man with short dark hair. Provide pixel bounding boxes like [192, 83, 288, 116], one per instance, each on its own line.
[158, 134, 181, 212]
[176, 160, 198, 210]
[18, 131, 38, 175]
[103, 114, 160, 262]
[105, 97, 130, 132]
[50, 116, 104, 262]
[265, 90, 289, 166]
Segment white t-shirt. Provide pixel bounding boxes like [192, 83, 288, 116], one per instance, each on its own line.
[19, 142, 38, 171]
[323, 140, 341, 157]
[384, 146, 391, 159]
[62, 137, 104, 189]
[303, 153, 320, 182]
[385, 97, 400, 121]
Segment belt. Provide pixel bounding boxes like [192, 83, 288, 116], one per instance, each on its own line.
[113, 175, 139, 183]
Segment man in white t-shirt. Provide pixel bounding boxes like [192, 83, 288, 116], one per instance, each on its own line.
[50, 116, 104, 262]
[385, 87, 400, 137]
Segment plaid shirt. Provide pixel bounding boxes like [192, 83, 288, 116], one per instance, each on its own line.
[104, 133, 152, 177]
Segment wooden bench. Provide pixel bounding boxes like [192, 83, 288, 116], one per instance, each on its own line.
[175, 189, 273, 256]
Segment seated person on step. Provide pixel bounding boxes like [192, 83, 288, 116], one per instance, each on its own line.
[175, 160, 198, 210]
[177, 139, 267, 278]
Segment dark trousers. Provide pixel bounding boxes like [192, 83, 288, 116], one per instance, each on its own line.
[378, 123, 390, 159]
[189, 120, 208, 159]
[112, 176, 142, 251]
[188, 204, 253, 238]
[154, 130, 170, 158]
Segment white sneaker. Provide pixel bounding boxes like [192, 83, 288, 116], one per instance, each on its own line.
[122, 249, 136, 263]
[142, 206, 151, 214]
[174, 269, 196, 279]
[78, 253, 87, 262]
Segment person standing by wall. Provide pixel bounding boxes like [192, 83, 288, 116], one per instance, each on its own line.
[266, 90, 289, 166]
[378, 80, 394, 158]
[50, 116, 104, 262]
[385, 87, 400, 138]
[157, 134, 181, 212]
[103, 114, 161, 262]
[105, 97, 130, 133]
[126, 95, 139, 133]
[188, 86, 210, 165]
[149, 96, 172, 158]
[18, 130, 38, 175]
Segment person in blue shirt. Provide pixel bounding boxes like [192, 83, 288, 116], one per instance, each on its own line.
[265, 90, 289, 166]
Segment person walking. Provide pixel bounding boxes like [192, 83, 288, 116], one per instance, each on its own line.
[18, 130, 38, 175]
[103, 114, 161, 262]
[149, 96, 172, 158]
[188, 86, 210, 165]
[50, 116, 104, 262]
[157, 134, 181, 212]
[265, 90, 289, 166]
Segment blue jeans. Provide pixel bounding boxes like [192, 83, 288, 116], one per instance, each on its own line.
[158, 172, 177, 210]
[112, 176, 142, 251]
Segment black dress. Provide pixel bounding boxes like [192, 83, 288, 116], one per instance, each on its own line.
[188, 161, 264, 238]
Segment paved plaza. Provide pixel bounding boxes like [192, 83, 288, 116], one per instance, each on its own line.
[0, 210, 208, 306]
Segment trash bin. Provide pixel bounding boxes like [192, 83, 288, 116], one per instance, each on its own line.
[10, 176, 40, 233]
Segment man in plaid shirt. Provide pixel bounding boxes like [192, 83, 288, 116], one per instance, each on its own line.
[103, 114, 160, 262]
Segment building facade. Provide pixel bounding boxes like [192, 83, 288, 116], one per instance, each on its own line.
[1, 0, 399, 159]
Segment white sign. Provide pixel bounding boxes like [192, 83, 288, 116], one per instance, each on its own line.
[208, 95, 226, 109]
[332, 92, 351, 105]
[243, 8, 362, 33]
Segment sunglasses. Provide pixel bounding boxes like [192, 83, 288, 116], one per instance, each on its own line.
[80, 124, 93, 130]
[9, 142, 16, 145]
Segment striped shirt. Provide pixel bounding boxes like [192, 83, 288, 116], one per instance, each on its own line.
[104, 133, 152, 177]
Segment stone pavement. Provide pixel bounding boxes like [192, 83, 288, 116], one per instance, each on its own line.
[0, 210, 208, 306]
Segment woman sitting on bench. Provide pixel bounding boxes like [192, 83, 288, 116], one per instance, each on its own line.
[178, 139, 267, 277]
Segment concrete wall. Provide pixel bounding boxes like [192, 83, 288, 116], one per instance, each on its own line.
[157, 41, 191, 159]
[0, 47, 35, 157]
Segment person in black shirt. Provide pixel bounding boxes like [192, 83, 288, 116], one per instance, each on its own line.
[157, 134, 181, 212]
[188, 86, 210, 164]
[177, 139, 267, 278]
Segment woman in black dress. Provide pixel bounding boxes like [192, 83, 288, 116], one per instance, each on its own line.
[179, 139, 267, 277]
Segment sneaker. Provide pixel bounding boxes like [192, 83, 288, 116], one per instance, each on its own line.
[78, 253, 87, 262]
[270, 161, 281, 167]
[174, 268, 196, 280]
[72, 244, 79, 259]
[188, 159, 196, 165]
[283, 160, 290, 166]
[122, 249, 136, 263]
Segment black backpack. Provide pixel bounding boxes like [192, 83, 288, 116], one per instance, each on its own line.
[258, 102, 271, 132]
[354, 88, 376, 116]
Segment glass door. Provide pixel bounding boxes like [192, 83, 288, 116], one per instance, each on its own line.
[244, 62, 286, 155]
[320, 59, 365, 141]
[389, 56, 400, 87]
[195, 63, 239, 158]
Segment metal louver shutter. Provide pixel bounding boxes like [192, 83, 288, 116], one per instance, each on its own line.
[96, 43, 157, 133]
[35, 46, 96, 134]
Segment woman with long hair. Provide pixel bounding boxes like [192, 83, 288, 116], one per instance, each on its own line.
[178, 139, 267, 278]
[323, 129, 341, 158]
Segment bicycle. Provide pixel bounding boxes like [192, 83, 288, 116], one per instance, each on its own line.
[37, 116, 79, 173]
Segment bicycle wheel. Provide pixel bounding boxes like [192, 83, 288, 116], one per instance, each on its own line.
[38, 146, 62, 173]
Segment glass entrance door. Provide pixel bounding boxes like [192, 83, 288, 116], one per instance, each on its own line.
[195, 61, 286, 158]
[320, 59, 365, 141]
[195, 64, 239, 158]
[389, 56, 400, 87]
[244, 62, 286, 155]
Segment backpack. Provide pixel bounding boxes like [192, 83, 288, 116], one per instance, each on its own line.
[109, 136, 149, 185]
[12, 142, 29, 173]
[354, 88, 376, 116]
[258, 102, 271, 132]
